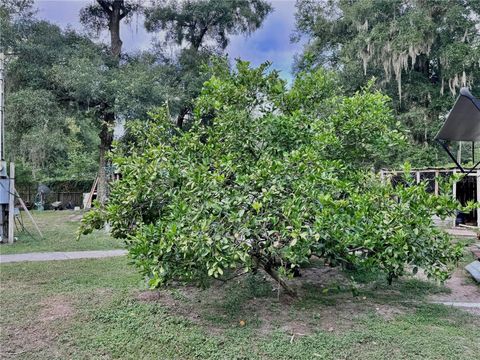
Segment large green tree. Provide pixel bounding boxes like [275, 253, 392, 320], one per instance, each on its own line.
[294, 0, 480, 165]
[2, 2, 167, 185]
[2, 4, 100, 184]
[81, 61, 463, 295]
[0, 0, 34, 52]
[80, 0, 141, 204]
[144, 0, 273, 128]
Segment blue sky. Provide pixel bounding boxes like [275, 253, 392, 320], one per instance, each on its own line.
[33, 0, 304, 81]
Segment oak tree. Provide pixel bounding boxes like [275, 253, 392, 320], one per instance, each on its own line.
[144, 0, 272, 128]
[80, 0, 141, 204]
[293, 0, 480, 165]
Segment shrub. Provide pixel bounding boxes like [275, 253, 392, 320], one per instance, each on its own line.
[80, 61, 463, 295]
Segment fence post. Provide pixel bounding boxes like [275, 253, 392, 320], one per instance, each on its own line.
[452, 170, 457, 227]
[477, 171, 480, 228]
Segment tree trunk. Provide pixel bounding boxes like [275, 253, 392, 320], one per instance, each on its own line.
[109, 1, 123, 60]
[252, 255, 297, 297]
[263, 263, 297, 297]
[97, 110, 115, 205]
[95, 0, 125, 205]
[173, 29, 207, 130]
[176, 107, 189, 129]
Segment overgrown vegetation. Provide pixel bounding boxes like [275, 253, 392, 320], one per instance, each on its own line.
[1, 0, 271, 188]
[2, 2, 479, 358]
[80, 61, 466, 295]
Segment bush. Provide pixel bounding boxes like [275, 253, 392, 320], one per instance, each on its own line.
[80, 61, 463, 295]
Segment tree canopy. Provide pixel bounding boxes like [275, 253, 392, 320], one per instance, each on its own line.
[294, 0, 480, 165]
[2, 16, 101, 183]
[2, 0, 274, 188]
[2, 7, 167, 185]
[144, 0, 273, 128]
[80, 61, 463, 295]
[145, 0, 272, 50]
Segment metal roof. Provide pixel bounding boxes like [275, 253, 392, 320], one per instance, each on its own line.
[435, 87, 480, 141]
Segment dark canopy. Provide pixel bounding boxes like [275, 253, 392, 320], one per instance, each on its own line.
[435, 87, 480, 141]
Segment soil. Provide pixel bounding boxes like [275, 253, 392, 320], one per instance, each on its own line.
[39, 296, 74, 322]
[137, 260, 480, 337]
[136, 265, 406, 337]
[67, 214, 84, 222]
[1, 296, 74, 359]
[428, 267, 480, 315]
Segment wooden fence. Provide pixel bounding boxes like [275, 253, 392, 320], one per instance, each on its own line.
[17, 189, 84, 208]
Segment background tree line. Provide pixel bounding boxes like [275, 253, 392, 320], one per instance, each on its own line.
[294, 0, 480, 165]
[1, 0, 479, 196]
[1, 0, 271, 200]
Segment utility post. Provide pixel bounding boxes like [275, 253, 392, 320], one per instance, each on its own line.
[8, 162, 14, 243]
[0, 52, 6, 173]
[0, 52, 13, 243]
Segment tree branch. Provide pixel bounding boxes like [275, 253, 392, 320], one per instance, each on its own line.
[119, 5, 131, 20]
[97, 0, 113, 15]
[252, 255, 297, 297]
[192, 25, 209, 51]
[263, 263, 297, 297]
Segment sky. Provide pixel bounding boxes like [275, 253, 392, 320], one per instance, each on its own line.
[33, 0, 305, 82]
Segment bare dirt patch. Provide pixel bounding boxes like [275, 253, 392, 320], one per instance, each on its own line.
[137, 285, 217, 331]
[1, 296, 75, 359]
[67, 213, 84, 222]
[372, 303, 406, 320]
[429, 267, 480, 315]
[39, 295, 75, 322]
[136, 265, 408, 337]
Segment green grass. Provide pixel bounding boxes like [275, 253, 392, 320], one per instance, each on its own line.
[0, 210, 121, 254]
[1, 257, 479, 359]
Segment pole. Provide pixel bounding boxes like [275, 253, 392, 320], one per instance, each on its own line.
[8, 162, 14, 243]
[457, 141, 462, 164]
[473, 141, 475, 164]
[0, 52, 5, 242]
[0, 52, 5, 162]
[474, 142, 477, 227]
[477, 171, 480, 228]
[437, 139, 465, 172]
[453, 169, 457, 227]
[15, 188, 43, 238]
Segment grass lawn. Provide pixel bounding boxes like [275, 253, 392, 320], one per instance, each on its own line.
[0, 210, 121, 254]
[1, 256, 479, 359]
